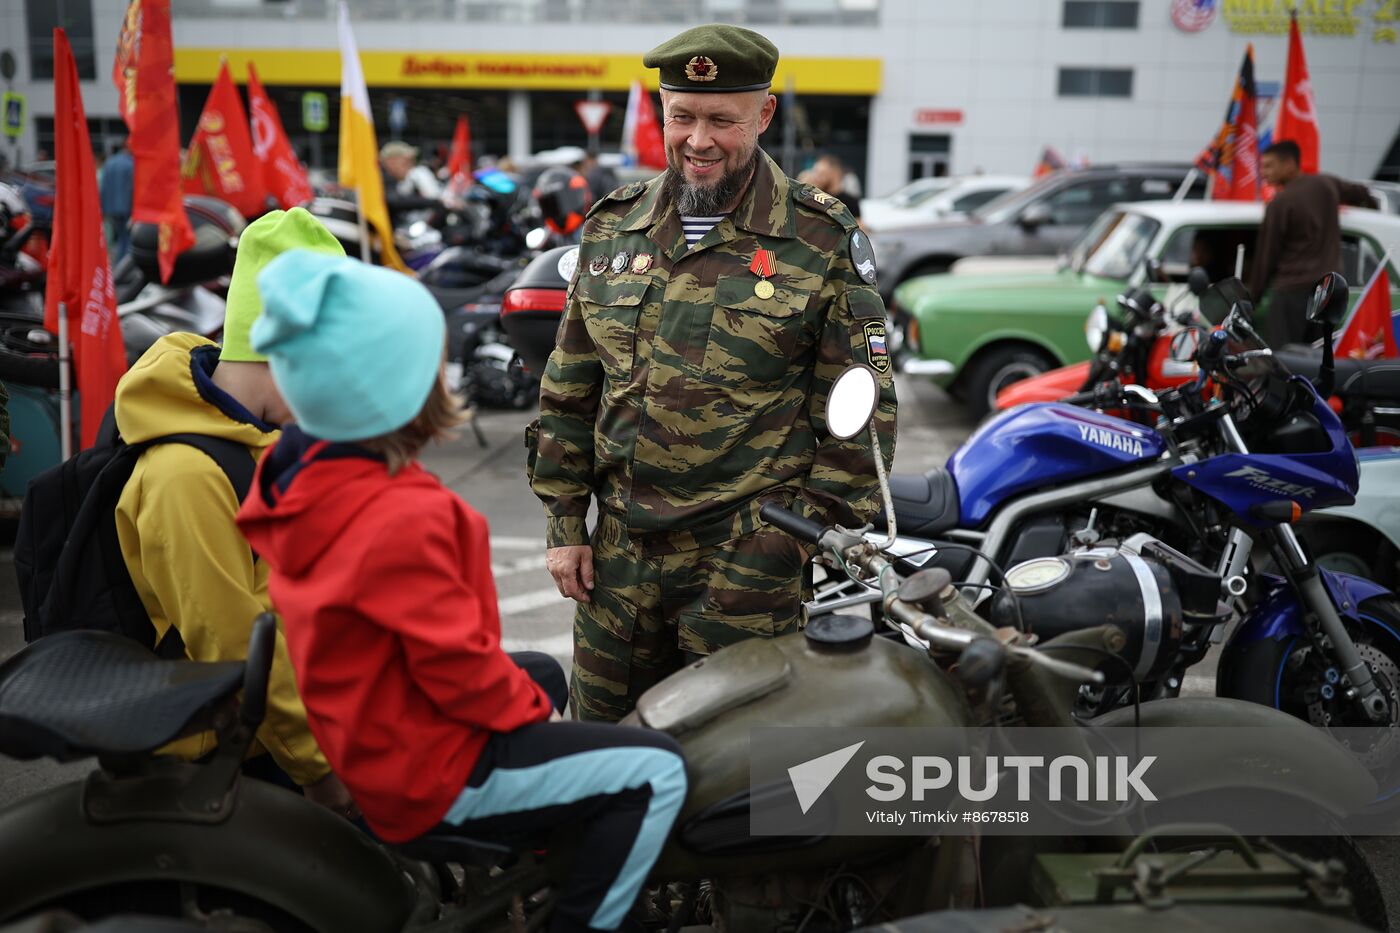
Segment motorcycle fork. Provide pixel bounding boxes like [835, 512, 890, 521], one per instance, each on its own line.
[1267, 524, 1390, 722]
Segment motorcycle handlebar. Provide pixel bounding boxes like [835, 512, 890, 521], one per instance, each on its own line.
[759, 503, 827, 545]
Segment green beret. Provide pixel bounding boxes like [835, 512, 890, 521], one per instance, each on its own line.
[642, 24, 779, 93]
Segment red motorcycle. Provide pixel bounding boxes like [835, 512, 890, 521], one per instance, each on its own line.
[996, 269, 1400, 445]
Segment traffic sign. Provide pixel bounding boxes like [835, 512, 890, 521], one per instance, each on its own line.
[574, 100, 612, 136]
[388, 97, 407, 136]
[2, 92, 23, 140]
[302, 92, 329, 133]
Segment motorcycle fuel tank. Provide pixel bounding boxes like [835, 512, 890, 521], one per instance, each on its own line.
[950, 403, 1165, 527]
[624, 620, 973, 879]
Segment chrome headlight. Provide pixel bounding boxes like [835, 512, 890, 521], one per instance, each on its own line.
[1085, 302, 1109, 351]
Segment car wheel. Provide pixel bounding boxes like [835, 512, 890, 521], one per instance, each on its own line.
[964, 346, 1054, 420]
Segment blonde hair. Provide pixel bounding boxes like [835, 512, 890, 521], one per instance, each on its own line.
[358, 367, 469, 474]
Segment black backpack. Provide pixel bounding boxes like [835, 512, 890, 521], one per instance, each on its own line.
[14, 426, 256, 658]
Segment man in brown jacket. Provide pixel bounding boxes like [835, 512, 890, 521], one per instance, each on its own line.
[1249, 139, 1377, 347]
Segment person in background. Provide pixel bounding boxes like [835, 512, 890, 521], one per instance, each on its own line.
[379, 141, 442, 223]
[99, 138, 134, 262]
[1248, 139, 1378, 347]
[577, 150, 621, 201]
[808, 153, 862, 221]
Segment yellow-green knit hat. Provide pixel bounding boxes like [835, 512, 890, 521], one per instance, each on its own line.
[220, 207, 345, 362]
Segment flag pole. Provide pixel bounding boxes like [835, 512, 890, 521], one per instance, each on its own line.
[57, 303, 73, 461]
[1173, 168, 1197, 203]
[356, 199, 371, 263]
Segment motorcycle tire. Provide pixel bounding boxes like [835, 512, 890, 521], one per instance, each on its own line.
[963, 345, 1055, 421]
[1224, 594, 1400, 811]
[0, 344, 58, 389]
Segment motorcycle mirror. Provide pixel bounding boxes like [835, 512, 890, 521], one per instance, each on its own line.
[1187, 266, 1210, 297]
[1168, 328, 1202, 364]
[1142, 257, 1164, 283]
[525, 227, 550, 251]
[827, 365, 880, 440]
[1306, 271, 1350, 327]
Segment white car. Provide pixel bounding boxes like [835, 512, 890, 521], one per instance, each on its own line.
[863, 175, 1029, 230]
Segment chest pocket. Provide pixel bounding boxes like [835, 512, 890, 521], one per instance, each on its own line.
[702, 275, 811, 389]
[578, 278, 649, 383]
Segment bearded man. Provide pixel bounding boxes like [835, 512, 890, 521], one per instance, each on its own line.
[530, 24, 897, 722]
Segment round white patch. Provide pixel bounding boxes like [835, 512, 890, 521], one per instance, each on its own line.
[557, 247, 580, 284]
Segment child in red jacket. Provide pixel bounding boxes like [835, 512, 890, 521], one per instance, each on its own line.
[237, 250, 686, 933]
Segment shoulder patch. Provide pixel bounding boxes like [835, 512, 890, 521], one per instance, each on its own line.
[585, 179, 647, 219]
[849, 229, 877, 286]
[794, 183, 857, 231]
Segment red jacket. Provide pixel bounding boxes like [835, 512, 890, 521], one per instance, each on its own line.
[237, 429, 553, 842]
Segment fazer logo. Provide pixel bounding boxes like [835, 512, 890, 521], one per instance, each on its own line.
[1224, 465, 1316, 499]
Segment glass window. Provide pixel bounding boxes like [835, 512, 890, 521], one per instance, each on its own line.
[950, 188, 1008, 213]
[1159, 226, 1258, 283]
[1045, 178, 1131, 226]
[1062, 1, 1139, 28]
[1058, 68, 1134, 98]
[25, 0, 95, 81]
[1081, 212, 1160, 280]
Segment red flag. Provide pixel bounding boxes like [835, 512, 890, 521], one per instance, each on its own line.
[247, 62, 313, 210]
[1034, 146, 1066, 179]
[631, 85, 666, 170]
[47, 29, 128, 450]
[182, 60, 267, 218]
[113, 0, 194, 284]
[1276, 11, 1320, 175]
[448, 115, 473, 183]
[1335, 266, 1397, 361]
[1194, 46, 1261, 201]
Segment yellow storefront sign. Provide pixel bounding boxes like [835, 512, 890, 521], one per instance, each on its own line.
[174, 48, 881, 95]
[1219, 0, 1399, 39]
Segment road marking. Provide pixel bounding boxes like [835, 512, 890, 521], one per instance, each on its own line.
[491, 536, 546, 551]
[499, 587, 570, 617]
[491, 554, 550, 578]
[502, 632, 574, 656]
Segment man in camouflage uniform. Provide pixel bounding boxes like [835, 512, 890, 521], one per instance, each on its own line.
[531, 24, 897, 721]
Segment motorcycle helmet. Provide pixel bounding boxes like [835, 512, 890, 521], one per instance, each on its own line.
[532, 167, 592, 237]
[0, 183, 31, 250]
[129, 195, 246, 287]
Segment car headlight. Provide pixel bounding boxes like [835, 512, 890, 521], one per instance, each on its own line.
[1085, 302, 1109, 351]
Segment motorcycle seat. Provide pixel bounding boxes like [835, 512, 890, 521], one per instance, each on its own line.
[423, 283, 488, 313]
[1275, 348, 1400, 402]
[392, 831, 520, 868]
[0, 631, 244, 762]
[875, 466, 961, 537]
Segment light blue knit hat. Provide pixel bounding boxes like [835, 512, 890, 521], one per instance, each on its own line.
[252, 251, 446, 442]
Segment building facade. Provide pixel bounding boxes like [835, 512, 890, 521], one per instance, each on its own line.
[4, 0, 1398, 195]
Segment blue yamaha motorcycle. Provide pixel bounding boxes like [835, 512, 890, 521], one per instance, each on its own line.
[816, 274, 1400, 767]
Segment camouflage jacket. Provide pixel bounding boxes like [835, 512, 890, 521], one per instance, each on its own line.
[532, 151, 897, 549]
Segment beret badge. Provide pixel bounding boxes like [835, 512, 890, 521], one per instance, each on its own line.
[685, 56, 718, 82]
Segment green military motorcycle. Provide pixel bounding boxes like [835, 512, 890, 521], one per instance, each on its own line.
[0, 367, 1388, 932]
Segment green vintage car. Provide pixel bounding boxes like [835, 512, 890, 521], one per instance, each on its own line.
[895, 200, 1400, 418]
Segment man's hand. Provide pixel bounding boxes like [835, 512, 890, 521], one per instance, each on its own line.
[546, 545, 594, 603]
[303, 772, 360, 821]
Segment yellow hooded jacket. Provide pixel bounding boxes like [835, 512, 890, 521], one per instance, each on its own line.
[114, 333, 329, 784]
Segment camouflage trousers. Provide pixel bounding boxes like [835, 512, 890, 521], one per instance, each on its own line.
[571, 498, 806, 722]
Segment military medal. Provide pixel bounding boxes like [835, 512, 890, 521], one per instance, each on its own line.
[750, 248, 776, 299]
[631, 253, 653, 274]
[611, 251, 631, 275]
[589, 255, 609, 276]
